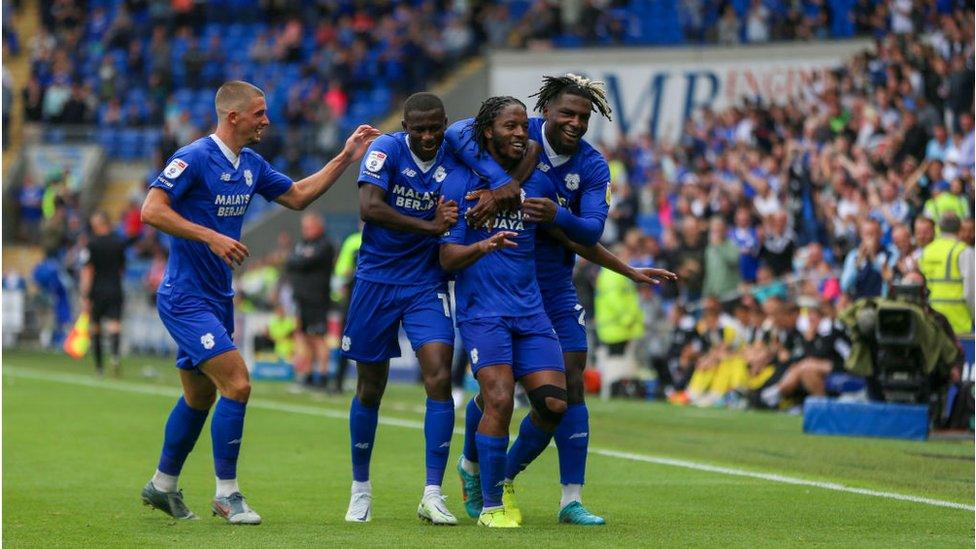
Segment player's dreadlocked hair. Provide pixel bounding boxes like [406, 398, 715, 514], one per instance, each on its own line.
[529, 73, 612, 121]
[471, 95, 527, 154]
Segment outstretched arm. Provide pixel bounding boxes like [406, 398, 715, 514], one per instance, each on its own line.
[543, 226, 677, 285]
[141, 188, 250, 268]
[275, 125, 381, 210]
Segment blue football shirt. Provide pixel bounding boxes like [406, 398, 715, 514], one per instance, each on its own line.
[445, 116, 610, 289]
[441, 165, 556, 322]
[149, 136, 293, 300]
[356, 132, 451, 286]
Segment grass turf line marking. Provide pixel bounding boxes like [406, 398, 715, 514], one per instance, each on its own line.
[6, 366, 973, 513]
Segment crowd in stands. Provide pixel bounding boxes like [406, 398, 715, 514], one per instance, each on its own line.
[573, 5, 974, 409]
[6, 1, 974, 413]
[19, 0, 483, 174]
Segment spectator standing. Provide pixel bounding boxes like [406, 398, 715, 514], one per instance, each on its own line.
[703, 217, 741, 299]
[745, 0, 770, 43]
[919, 213, 974, 335]
[285, 213, 336, 390]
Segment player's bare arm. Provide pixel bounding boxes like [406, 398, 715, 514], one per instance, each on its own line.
[142, 188, 250, 268]
[466, 140, 541, 227]
[79, 264, 93, 312]
[542, 225, 677, 285]
[439, 231, 518, 271]
[275, 124, 380, 210]
[361, 186, 457, 235]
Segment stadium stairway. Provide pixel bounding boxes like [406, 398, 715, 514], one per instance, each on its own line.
[2, 245, 43, 278]
[96, 162, 148, 222]
[2, 0, 40, 182]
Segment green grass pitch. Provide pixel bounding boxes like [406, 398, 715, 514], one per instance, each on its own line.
[3, 349, 973, 547]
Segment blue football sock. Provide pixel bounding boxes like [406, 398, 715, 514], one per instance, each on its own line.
[554, 402, 589, 485]
[424, 398, 454, 486]
[505, 414, 554, 481]
[475, 433, 508, 508]
[349, 396, 379, 482]
[463, 397, 482, 463]
[157, 397, 209, 477]
[211, 397, 246, 480]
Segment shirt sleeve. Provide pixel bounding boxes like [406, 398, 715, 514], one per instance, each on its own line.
[440, 170, 469, 246]
[552, 154, 610, 246]
[358, 136, 396, 192]
[150, 149, 198, 201]
[444, 118, 512, 190]
[257, 156, 294, 202]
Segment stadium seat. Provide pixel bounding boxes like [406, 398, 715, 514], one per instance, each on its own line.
[118, 129, 141, 160]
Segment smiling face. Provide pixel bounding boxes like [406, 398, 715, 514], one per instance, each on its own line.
[485, 103, 529, 167]
[403, 108, 447, 162]
[543, 92, 592, 155]
[232, 95, 270, 145]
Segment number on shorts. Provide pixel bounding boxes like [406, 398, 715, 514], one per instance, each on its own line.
[437, 292, 451, 318]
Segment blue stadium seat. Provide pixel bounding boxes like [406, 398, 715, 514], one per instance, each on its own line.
[97, 127, 119, 153]
[119, 129, 141, 160]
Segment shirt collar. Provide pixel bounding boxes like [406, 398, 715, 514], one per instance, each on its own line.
[210, 134, 240, 170]
[404, 134, 436, 173]
[540, 122, 571, 168]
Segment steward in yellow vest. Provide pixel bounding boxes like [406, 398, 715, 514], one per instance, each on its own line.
[919, 215, 974, 335]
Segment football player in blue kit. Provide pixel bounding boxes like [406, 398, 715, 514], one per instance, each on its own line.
[339, 93, 471, 525]
[440, 96, 568, 528]
[447, 75, 676, 525]
[139, 81, 379, 524]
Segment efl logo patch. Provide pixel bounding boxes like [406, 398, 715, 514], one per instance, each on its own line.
[163, 158, 188, 179]
[365, 151, 387, 173]
[564, 173, 580, 191]
[200, 333, 215, 350]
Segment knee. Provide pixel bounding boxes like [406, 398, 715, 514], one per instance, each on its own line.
[423, 367, 452, 397]
[185, 388, 216, 410]
[224, 378, 251, 402]
[528, 384, 568, 426]
[482, 386, 514, 417]
[356, 379, 384, 408]
[564, 373, 585, 405]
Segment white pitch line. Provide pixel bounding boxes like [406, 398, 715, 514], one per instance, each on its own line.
[5, 367, 973, 513]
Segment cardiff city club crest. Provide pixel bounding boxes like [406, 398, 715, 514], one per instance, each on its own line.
[565, 173, 580, 191]
[244, 169, 253, 186]
[433, 166, 447, 183]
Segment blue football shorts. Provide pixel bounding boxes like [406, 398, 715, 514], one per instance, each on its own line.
[541, 281, 588, 353]
[340, 278, 455, 363]
[457, 312, 564, 379]
[156, 291, 237, 371]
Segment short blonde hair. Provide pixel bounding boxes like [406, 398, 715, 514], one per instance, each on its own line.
[215, 81, 264, 118]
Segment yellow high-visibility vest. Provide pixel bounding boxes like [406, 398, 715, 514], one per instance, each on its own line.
[919, 237, 972, 335]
